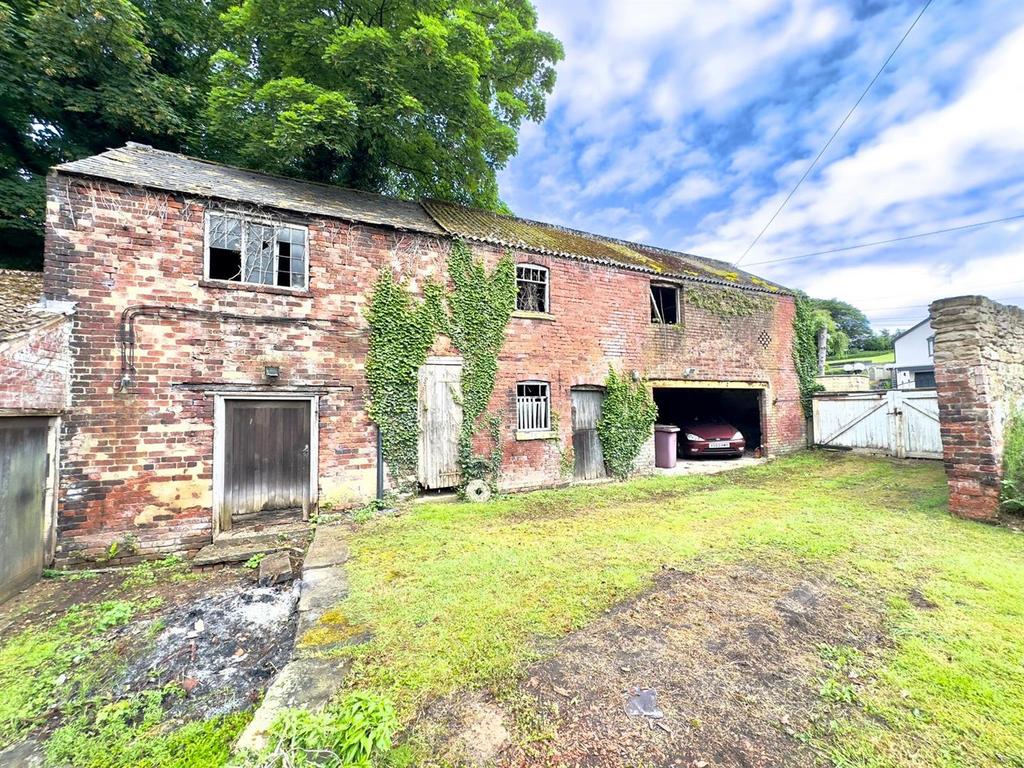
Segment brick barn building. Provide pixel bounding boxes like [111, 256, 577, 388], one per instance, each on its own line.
[42, 144, 805, 564]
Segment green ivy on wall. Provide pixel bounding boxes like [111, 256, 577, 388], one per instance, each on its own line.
[1001, 409, 1024, 515]
[365, 272, 445, 484]
[365, 240, 515, 490]
[596, 368, 658, 479]
[445, 241, 517, 486]
[792, 294, 823, 417]
[685, 284, 774, 318]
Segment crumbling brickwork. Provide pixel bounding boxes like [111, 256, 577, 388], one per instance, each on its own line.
[0, 318, 70, 413]
[45, 173, 805, 563]
[931, 295, 1024, 521]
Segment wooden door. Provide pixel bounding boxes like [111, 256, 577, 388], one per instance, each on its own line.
[222, 400, 310, 530]
[418, 358, 463, 489]
[0, 417, 49, 603]
[572, 388, 606, 480]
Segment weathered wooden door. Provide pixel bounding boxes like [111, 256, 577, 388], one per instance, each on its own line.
[418, 358, 463, 489]
[0, 418, 49, 603]
[222, 400, 310, 530]
[572, 388, 606, 480]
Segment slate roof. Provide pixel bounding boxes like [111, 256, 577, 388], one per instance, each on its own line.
[0, 269, 61, 340]
[55, 144, 787, 294]
[56, 144, 443, 236]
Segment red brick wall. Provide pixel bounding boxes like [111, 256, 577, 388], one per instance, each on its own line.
[45, 175, 804, 562]
[932, 295, 1024, 522]
[0, 318, 70, 413]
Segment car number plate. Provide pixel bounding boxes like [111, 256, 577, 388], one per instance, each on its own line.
[708, 441, 731, 449]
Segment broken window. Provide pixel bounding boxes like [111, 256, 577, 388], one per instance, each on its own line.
[516, 265, 549, 313]
[650, 284, 679, 324]
[206, 212, 308, 289]
[516, 381, 550, 431]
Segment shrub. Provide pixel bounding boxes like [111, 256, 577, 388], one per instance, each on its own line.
[597, 368, 658, 479]
[1001, 409, 1024, 514]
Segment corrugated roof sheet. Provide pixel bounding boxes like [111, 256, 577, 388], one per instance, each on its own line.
[55, 144, 444, 235]
[54, 144, 786, 294]
[0, 270, 61, 340]
[421, 200, 785, 293]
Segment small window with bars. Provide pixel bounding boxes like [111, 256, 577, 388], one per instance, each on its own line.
[206, 212, 308, 289]
[516, 381, 550, 432]
[516, 265, 549, 313]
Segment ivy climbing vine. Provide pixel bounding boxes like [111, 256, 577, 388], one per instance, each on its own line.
[365, 272, 444, 484]
[596, 368, 658, 479]
[444, 241, 517, 486]
[792, 294, 823, 417]
[365, 240, 515, 490]
[685, 285, 773, 318]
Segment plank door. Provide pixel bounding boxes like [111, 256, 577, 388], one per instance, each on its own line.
[222, 400, 310, 530]
[572, 388, 606, 481]
[418, 358, 463, 489]
[0, 417, 49, 603]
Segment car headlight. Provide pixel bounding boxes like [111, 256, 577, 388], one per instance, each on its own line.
[732, 431, 743, 440]
[685, 433, 703, 441]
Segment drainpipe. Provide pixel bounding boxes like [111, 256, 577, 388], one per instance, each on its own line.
[376, 426, 384, 501]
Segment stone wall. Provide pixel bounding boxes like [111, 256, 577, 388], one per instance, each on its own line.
[45, 173, 805, 563]
[931, 295, 1024, 521]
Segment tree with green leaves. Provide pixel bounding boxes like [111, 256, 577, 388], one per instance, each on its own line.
[0, 0, 562, 269]
[0, 0, 225, 267]
[203, 0, 563, 209]
[809, 297, 873, 349]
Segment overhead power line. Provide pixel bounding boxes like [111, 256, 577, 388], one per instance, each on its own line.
[744, 212, 1024, 267]
[734, 0, 934, 266]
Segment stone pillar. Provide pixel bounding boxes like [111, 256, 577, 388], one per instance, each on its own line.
[930, 295, 1024, 522]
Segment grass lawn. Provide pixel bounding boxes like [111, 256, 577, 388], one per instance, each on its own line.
[828, 350, 896, 365]
[321, 451, 1024, 767]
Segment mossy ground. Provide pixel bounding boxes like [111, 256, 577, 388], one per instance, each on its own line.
[326, 452, 1024, 766]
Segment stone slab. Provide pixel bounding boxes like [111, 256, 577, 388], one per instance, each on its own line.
[258, 551, 294, 586]
[192, 532, 307, 567]
[302, 524, 349, 570]
[234, 656, 351, 754]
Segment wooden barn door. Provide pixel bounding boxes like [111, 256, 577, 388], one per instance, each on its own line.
[572, 388, 606, 481]
[0, 418, 49, 603]
[418, 357, 463, 489]
[221, 400, 310, 530]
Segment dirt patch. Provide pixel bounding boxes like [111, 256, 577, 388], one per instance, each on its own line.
[501, 564, 885, 768]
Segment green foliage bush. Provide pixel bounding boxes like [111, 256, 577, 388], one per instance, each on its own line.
[596, 368, 658, 479]
[792, 295, 824, 417]
[260, 693, 398, 768]
[1001, 409, 1024, 514]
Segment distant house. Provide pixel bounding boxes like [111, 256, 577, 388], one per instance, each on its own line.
[893, 318, 936, 389]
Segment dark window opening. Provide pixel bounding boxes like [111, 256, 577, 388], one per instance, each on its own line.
[516, 265, 549, 313]
[914, 371, 936, 388]
[650, 284, 679, 324]
[209, 247, 242, 281]
[206, 213, 307, 289]
[277, 241, 292, 288]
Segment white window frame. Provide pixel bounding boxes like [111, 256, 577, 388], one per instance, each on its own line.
[516, 380, 551, 432]
[650, 282, 680, 325]
[516, 264, 550, 314]
[927, 335, 935, 357]
[203, 210, 310, 291]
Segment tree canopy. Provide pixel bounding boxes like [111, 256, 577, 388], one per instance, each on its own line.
[808, 297, 874, 349]
[0, 0, 563, 268]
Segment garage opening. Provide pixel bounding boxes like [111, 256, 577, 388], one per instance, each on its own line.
[652, 385, 764, 458]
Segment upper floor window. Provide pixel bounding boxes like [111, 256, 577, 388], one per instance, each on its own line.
[516, 381, 550, 432]
[927, 335, 935, 357]
[650, 283, 679, 324]
[206, 212, 308, 289]
[516, 264, 549, 313]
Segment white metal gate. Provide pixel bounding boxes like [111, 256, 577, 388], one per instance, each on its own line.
[812, 389, 941, 459]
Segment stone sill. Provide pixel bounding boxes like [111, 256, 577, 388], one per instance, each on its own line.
[512, 310, 556, 322]
[516, 430, 558, 441]
[199, 279, 313, 299]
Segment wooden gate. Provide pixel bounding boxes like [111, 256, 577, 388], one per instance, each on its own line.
[221, 399, 311, 530]
[812, 389, 941, 459]
[1, 418, 49, 603]
[418, 357, 463, 489]
[572, 388, 606, 480]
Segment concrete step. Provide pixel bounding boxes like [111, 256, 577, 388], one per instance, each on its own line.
[192, 526, 313, 568]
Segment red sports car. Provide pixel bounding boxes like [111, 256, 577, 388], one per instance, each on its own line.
[679, 417, 745, 458]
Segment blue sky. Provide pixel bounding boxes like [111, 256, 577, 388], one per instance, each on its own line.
[498, 0, 1024, 331]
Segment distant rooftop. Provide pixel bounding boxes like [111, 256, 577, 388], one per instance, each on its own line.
[56, 144, 788, 294]
[0, 269, 61, 340]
